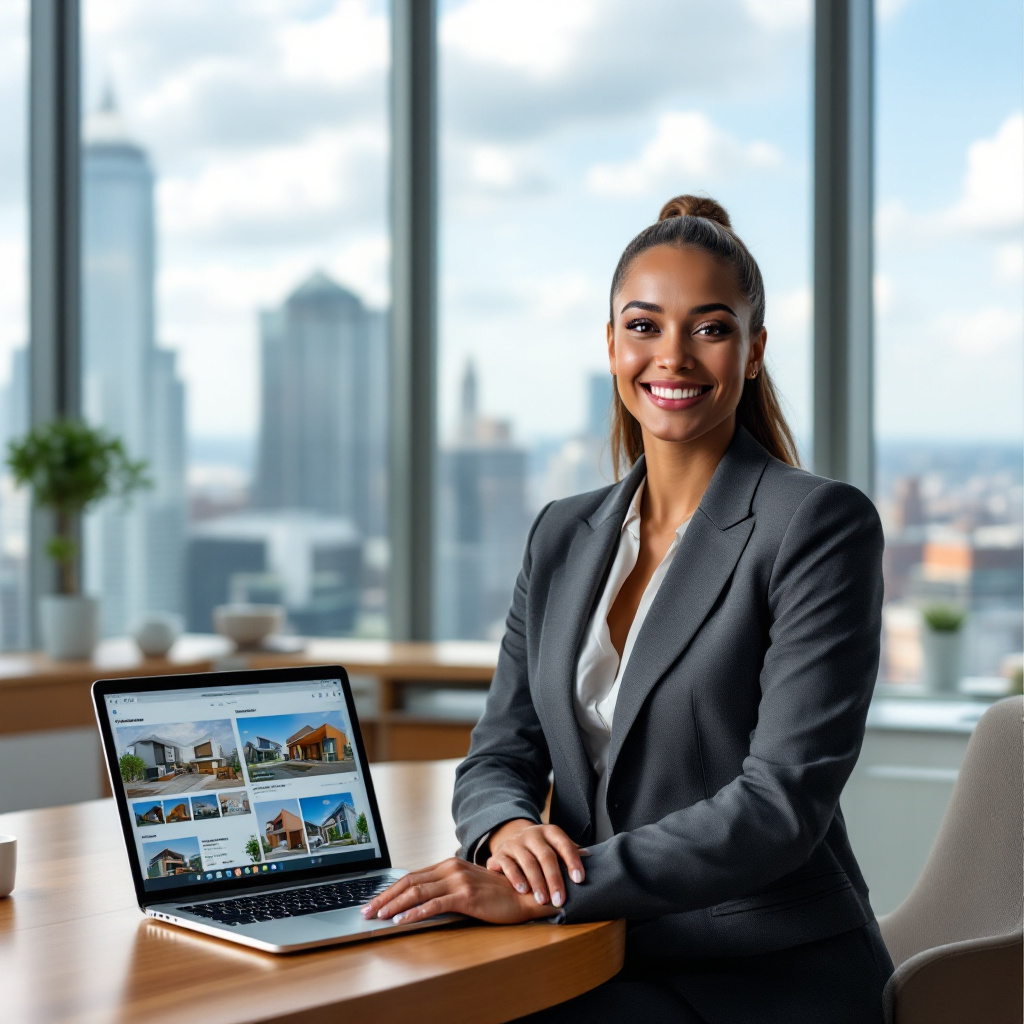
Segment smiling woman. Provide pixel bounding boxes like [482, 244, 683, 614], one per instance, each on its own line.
[367, 197, 894, 1023]
[606, 195, 799, 476]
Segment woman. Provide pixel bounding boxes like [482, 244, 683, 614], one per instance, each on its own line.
[363, 195, 894, 1022]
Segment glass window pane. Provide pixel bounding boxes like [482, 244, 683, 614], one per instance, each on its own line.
[0, 1, 29, 651]
[874, 0, 1023, 691]
[437, 0, 813, 639]
[81, 1, 391, 640]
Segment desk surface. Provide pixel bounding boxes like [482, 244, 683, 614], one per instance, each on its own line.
[0, 759, 623, 1024]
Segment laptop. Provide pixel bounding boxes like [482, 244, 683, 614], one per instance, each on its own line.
[92, 664, 459, 953]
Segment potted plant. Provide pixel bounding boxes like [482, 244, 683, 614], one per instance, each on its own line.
[920, 603, 967, 694]
[6, 419, 151, 659]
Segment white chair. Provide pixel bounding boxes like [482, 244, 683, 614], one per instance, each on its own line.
[879, 695, 1023, 1023]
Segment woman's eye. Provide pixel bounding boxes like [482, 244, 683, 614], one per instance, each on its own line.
[694, 321, 731, 337]
[625, 318, 657, 333]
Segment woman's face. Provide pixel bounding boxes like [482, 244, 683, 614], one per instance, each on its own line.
[607, 244, 766, 449]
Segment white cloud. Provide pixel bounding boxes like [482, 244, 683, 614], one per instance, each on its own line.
[874, 273, 895, 317]
[441, 0, 593, 80]
[586, 112, 782, 197]
[156, 126, 386, 243]
[743, 0, 810, 31]
[995, 243, 1024, 284]
[938, 304, 1023, 359]
[877, 114, 1024, 245]
[941, 114, 1024, 236]
[440, 0, 809, 143]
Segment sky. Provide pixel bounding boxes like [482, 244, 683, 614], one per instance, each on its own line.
[0, 0, 1020, 457]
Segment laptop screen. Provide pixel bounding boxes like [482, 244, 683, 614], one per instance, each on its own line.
[98, 673, 386, 895]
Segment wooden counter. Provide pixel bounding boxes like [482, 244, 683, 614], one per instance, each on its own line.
[0, 759, 624, 1023]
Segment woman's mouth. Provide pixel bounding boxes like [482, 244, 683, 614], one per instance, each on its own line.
[640, 381, 713, 410]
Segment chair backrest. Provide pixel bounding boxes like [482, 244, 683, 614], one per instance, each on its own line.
[879, 696, 1023, 969]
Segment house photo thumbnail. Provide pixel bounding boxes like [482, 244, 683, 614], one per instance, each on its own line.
[238, 712, 356, 782]
[254, 798, 309, 860]
[142, 836, 202, 879]
[219, 792, 251, 817]
[133, 801, 164, 827]
[299, 792, 371, 848]
[116, 720, 244, 799]
[190, 794, 220, 820]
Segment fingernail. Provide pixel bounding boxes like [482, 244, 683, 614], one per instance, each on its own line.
[361, 905, 372, 917]
[393, 913, 404, 924]
[571, 870, 583, 884]
[533, 890, 545, 904]
[516, 882, 528, 894]
[578, 848, 592, 857]
[552, 891, 563, 907]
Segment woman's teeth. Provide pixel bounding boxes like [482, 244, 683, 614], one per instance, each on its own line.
[650, 384, 706, 399]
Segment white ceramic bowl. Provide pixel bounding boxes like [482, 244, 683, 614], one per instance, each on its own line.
[213, 604, 285, 649]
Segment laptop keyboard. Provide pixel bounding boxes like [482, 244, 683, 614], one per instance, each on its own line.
[178, 876, 394, 927]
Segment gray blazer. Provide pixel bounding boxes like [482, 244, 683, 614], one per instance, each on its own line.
[452, 425, 885, 958]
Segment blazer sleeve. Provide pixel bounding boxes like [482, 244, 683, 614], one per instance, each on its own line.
[452, 502, 555, 859]
[557, 479, 884, 922]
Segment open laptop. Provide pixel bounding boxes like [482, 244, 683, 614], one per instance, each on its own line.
[92, 664, 458, 953]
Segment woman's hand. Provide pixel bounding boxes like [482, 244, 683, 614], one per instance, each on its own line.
[361, 858, 556, 926]
[485, 819, 586, 908]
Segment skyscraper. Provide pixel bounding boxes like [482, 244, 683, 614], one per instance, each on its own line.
[253, 271, 387, 540]
[437, 361, 529, 640]
[82, 90, 187, 633]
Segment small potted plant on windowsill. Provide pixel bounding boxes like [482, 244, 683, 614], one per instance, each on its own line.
[6, 419, 151, 660]
[920, 603, 967, 695]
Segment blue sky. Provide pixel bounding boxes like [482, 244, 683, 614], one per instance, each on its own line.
[0, 1, 1019, 451]
[299, 792, 356, 828]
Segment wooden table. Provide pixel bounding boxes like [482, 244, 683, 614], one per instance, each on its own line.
[0, 759, 623, 1023]
[0, 635, 500, 764]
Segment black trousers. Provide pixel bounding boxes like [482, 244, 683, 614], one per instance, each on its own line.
[517, 920, 894, 1024]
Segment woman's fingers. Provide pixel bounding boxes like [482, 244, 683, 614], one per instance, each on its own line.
[488, 852, 530, 894]
[362, 873, 411, 917]
[504, 844, 551, 904]
[545, 826, 586, 884]
[374, 879, 449, 920]
[391, 895, 456, 925]
[524, 832, 566, 908]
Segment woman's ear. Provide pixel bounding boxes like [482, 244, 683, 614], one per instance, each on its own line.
[749, 326, 767, 375]
[606, 320, 616, 374]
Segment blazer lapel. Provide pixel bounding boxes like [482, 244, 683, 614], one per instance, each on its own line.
[537, 458, 646, 823]
[606, 428, 770, 779]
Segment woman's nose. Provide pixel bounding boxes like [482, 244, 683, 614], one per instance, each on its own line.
[654, 328, 695, 370]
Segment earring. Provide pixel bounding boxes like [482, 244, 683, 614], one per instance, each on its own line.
[747, 368, 758, 379]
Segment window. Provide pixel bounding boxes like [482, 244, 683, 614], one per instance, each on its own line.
[874, 0, 1023, 690]
[0, 1, 29, 651]
[81, 0, 391, 639]
[436, 0, 813, 639]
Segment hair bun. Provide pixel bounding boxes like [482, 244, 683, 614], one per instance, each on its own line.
[657, 194, 732, 229]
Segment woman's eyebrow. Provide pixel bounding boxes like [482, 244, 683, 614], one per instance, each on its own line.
[689, 302, 738, 318]
[619, 300, 664, 315]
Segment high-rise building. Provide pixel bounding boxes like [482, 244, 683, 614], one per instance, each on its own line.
[81, 90, 187, 634]
[186, 511, 362, 637]
[253, 272, 387, 540]
[437, 361, 529, 640]
[0, 347, 29, 649]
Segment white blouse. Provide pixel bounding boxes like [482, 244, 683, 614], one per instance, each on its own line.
[573, 478, 692, 843]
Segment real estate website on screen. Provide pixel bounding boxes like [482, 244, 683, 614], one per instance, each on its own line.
[102, 679, 382, 893]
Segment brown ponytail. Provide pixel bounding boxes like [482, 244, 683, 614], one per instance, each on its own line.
[609, 194, 800, 475]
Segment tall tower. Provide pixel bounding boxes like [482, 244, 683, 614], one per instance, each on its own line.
[253, 271, 387, 539]
[82, 89, 187, 633]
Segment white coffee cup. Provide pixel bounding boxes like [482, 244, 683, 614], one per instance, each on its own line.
[0, 835, 16, 898]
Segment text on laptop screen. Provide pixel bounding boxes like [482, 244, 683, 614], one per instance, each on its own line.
[102, 679, 382, 893]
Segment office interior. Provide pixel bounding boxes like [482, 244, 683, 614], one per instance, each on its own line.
[0, 0, 1021, 1007]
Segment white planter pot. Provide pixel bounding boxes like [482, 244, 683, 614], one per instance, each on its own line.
[921, 628, 963, 694]
[40, 595, 100, 661]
